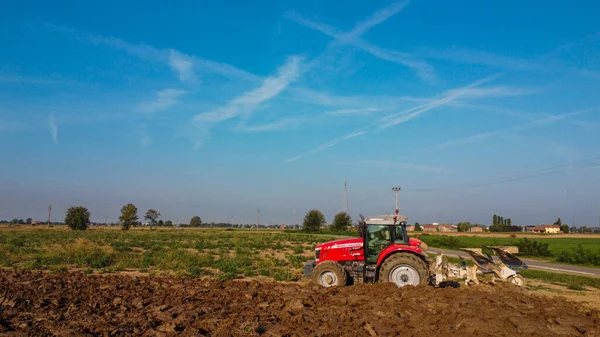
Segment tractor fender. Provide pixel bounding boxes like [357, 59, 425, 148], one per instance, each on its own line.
[376, 245, 429, 267]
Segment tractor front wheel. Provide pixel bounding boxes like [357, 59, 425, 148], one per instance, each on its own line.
[311, 261, 348, 288]
[379, 253, 429, 288]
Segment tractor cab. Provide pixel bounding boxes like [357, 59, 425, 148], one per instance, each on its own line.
[361, 214, 409, 264]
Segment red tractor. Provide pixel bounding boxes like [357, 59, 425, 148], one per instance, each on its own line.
[303, 213, 431, 288]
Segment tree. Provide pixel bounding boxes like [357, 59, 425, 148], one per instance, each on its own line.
[165, 220, 173, 227]
[331, 211, 352, 232]
[507, 218, 512, 227]
[17, 219, 24, 225]
[26, 218, 32, 225]
[119, 203, 138, 230]
[414, 222, 422, 231]
[493, 214, 498, 226]
[554, 218, 562, 226]
[10, 219, 18, 225]
[144, 209, 161, 230]
[457, 221, 471, 232]
[560, 224, 569, 234]
[190, 216, 202, 227]
[158, 220, 164, 226]
[303, 209, 326, 232]
[65, 206, 91, 230]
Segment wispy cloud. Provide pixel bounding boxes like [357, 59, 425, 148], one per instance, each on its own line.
[238, 118, 306, 132]
[378, 74, 501, 129]
[168, 50, 197, 82]
[451, 86, 542, 98]
[285, 2, 437, 82]
[325, 107, 383, 116]
[285, 74, 503, 162]
[433, 108, 594, 150]
[417, 32, 600, 80]
[417, 47, 548, 72]
[344, 0, 410, 41]
[448, 103, 598, 131]
[137, 89, 186, 114]
[0, 74, 75, 86]
[48, 114, 58, 144]
[343, 160, 443, 173]
[192, 56, 304, 147]
[284, 130, 367, 162]
[139, 124, 152, 147]
[46, 23, 258, 83]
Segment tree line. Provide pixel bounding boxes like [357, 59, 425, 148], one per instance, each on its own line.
[302, 209, 352, 232]
[63, 204, 204, 231]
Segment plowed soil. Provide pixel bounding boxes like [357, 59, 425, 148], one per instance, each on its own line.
[1, 270, 599, 337]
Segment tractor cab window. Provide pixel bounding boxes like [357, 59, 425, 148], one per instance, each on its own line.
[365, 225, 392, 263]
[392, 225, 407, 244]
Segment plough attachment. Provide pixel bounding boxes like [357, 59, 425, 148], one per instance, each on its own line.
[430, 246, 528, 287]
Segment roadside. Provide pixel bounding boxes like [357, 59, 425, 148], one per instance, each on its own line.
[428, 247, 600, 277]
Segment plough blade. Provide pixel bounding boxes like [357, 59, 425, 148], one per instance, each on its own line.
[430, 246, 527, 288]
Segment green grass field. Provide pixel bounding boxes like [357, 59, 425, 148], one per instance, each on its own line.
[416, 234, 600, 267]
[415, 234, 600, 253]
[0, 228, 340, 281]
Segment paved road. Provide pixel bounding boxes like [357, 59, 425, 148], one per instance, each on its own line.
[428, 247, 600, 277]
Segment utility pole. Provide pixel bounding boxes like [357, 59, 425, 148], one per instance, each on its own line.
[344, 181, 349, 213]
[392, 187, 401, 223]
[293, 208, 296, 227]
[257, 209, 260, 231]
[47, 205, 52, 227]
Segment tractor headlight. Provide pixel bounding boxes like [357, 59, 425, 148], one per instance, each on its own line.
[315, 248, 321, 261]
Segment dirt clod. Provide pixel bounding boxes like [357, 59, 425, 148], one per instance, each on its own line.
[0, 270, 599, 336]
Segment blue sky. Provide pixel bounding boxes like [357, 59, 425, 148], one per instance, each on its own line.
[1, 0, 599, 226]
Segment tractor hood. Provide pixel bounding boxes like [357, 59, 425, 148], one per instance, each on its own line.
[316, 238, 363, 250]
[409, 237, 428, 250]
[315, 237, 426, 250]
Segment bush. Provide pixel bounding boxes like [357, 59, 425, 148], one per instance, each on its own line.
[556, 245, 600, 266]
[303, 210, 326, 232]
[331, 212, 352, 232]
[65, 206, 91, 231]
[515, 238, 551, 257]
[422, 236, 464, 250]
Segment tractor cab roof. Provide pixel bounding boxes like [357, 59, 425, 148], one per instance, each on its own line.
[364, 214, 408, 225]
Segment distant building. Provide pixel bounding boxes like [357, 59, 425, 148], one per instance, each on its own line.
[421, 224, 438, 232]
[406, 225, 415, 232]
[531, 224, 561, 234]
[438, 224, 457, 232]
[469, 226, 484, 233]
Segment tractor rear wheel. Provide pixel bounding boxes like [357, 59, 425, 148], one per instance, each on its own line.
[311, 261, 348, 288]
[379, 253, 429, 288]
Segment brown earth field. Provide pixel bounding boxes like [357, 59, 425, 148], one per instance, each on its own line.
[1, 270, 600, 337]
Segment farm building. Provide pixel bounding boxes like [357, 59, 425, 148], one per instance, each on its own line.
[530, 224, 561, 234]
[438, 224, 457, 232]
[469, 226, 484, 232]
[421, 224, 438, 232]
